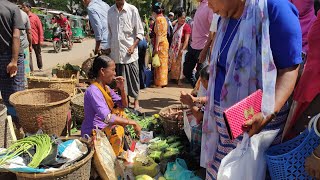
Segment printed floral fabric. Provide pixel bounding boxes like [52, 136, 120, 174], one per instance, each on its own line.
[202, 0, 277, 175]
[207, 0, 277, 117]
[154, 15, 169, 86]
[169, 23, 186, 62]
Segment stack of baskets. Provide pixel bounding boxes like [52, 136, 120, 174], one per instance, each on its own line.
[159, 104, 188, 136]
[71, 93, 85, 125]
[9, 89, 71, 136]
[0, 104, 14, 148]
[14, 138, 94, 180]
[27, 76, 77, 96]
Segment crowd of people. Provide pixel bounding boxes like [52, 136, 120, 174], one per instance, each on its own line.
[1, 0, 320, 179]
[81, 0, 320, 179]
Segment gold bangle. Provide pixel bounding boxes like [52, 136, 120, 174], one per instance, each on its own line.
[312, 151, 320, 160]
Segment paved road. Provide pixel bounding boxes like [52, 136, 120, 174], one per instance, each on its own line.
[31, 38, 192, 113]
[32, 38, 95, 75]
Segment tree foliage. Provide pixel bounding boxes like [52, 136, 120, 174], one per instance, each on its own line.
[22, 0, 197, 17]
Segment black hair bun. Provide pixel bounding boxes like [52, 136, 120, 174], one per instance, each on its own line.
[174, 7, 185, 18]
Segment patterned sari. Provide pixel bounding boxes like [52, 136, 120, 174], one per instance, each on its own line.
[169, 23, 185, 80]
[154, 15, 169, 86]
[204, 0, 285, 178]
[92, 82, 126, 156]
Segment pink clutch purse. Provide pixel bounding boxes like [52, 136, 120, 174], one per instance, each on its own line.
[223, 89, 263, 139]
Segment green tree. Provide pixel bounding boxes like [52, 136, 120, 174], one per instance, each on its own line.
[43, 0, 69, 11]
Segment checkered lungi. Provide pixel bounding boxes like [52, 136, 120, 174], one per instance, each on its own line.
[0, 53, 25, 116]
[23, 49, 30, 85]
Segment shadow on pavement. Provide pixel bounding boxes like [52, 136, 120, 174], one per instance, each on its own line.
[139, 97, 180, 114]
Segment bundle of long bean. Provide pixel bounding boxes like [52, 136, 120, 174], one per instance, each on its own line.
[0, 134, 52, 168]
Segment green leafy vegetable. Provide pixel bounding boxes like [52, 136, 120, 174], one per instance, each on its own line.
[0, 134, 52, 168]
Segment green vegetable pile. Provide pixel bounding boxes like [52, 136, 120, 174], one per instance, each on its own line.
[147, 136, 183, 162]
[125, 109, 159, 139]
[52, 63, 86, 78]
[0, 134, 52, 168]
[55, 63, 81, 72]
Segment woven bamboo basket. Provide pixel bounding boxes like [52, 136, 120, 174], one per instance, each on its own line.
[56, 70, 80, 84]
[27, 76, 77, 96]
[9, 89, 71, 136]
[0, 105, 15, 148]
[159, 104, 188, 136]
[15, 138, 94, 180]
[81, 56, 95, 79]
[71, 93, 85, 124]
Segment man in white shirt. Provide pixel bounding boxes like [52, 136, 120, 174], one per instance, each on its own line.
[107, 0, 144, 110]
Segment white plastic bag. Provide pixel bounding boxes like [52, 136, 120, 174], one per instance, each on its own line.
[61, 139, 88, 162]
[140, 131, 154, 143]
[217, 130, 279, 180]
[183, 110, 197, 142]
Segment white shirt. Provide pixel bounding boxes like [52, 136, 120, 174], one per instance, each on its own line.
[209, 14, 220, 33]
[107, 2, 144, 64]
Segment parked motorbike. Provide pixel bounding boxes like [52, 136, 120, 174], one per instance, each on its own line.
[52, 27, 73, 53]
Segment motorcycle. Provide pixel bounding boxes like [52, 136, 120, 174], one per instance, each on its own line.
[52, 26, 73, 53]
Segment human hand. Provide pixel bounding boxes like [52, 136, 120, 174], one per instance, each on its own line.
[242, 112, 265, 137]
[104, 48, 111, 55]
[153, 46, 158, 57]
[127, 45, 135, 55]
[180, 91, 195, 107]
[7, 61, 18, 77]
[198, 49, 207, 63]
[94, 47, 101, 55]
[133, 122, 142, 136]
[115, 76, 125, 91]
[305, 146, 320, 179]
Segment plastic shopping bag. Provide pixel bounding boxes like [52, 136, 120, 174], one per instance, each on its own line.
[217, 130, 279, 180]
[164, 158, 202, 180]
[152, 54, 161, 68]
[183, 110, 197, 142]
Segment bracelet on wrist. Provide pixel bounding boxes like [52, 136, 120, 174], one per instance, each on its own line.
[312, 151, 320, 160]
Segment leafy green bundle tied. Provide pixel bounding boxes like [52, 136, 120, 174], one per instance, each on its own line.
[0, 134, 52, 168]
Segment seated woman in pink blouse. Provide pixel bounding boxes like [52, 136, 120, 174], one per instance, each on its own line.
[81, 55, 141, 156]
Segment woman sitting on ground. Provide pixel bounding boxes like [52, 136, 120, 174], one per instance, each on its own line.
[81, 55, 141, 156]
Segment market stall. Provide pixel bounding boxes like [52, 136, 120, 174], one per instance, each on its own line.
[0, 58, 205, 180]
